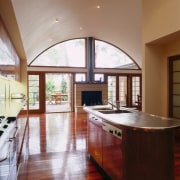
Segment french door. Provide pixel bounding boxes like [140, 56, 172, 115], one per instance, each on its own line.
[107, 74, 141, 108]
[28, 72, 45, 114]
[45, 73, 71, 113]
[28, 72, 72, 114]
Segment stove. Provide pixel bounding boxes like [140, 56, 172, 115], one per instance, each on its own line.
[0, 116, 7, 137]
[0, 116, 16, 139]
[0, 115, 17, 180]
[0, 116, 6, 124]
[0, 115, 17, 152]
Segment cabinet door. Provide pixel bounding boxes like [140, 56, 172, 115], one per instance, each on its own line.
[17, 115, 29, 167]
[102, 130, 122, 179]
[88, 121, 102, 167]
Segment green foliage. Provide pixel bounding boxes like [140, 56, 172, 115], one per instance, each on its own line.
[60, 79, 67, 93]
[46, 81, 56, 95]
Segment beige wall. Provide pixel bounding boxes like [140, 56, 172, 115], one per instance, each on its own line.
[143, 0, 180, 43]
[143, 0, 180, 116]
[20, 58, 27, 94]
[143, 45, 164, 115]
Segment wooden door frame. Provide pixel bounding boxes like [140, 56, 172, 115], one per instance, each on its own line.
[28, 72, 45, 114]
[106, 74, 142, 108]
[168, 55, 180, 118]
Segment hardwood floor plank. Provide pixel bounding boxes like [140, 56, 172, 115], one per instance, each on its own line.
[17, 112, 180, 180]
[17, 113, 106, 180]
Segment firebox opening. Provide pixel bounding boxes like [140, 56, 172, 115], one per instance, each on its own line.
[81, 91, 102, 106]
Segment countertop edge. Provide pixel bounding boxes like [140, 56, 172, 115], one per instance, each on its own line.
[83, 105, 180, 131]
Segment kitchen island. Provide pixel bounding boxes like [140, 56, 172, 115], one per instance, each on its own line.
[84, 105, 180, 180]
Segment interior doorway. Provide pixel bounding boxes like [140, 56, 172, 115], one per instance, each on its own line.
[45, 73, 71, 113]
[169, 56, 180, 118]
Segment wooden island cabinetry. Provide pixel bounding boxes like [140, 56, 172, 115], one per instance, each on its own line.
[88, 113, 123, 179]
[84, 106, 180, 180]
[88, 114, 103, 167]
[122, 128, 174, 180]
[102, 123, 122, 179]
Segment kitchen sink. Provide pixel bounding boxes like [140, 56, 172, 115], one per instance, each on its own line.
[92, 107, 112, 111]
[98, 109, 131, 114]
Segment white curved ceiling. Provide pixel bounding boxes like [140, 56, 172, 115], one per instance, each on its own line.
[0, 0, 142, 67]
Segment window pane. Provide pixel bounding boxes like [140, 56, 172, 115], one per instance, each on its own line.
[94, 74, 104, 82]
[75, 73, 86, 82]
[132, 76, 141, 106]
[108, 76, 116, 102]
[95, 40, 139, 69]
[119, 76, 127, 106]
[28, 75, 40, 109]
[31, 39, 85, 67]
[173, 72, 180, 83]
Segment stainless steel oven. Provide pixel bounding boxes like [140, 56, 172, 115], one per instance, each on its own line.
[0, 117, 18, 180]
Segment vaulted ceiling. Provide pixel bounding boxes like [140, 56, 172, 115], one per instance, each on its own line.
[0, 0, 142, 67]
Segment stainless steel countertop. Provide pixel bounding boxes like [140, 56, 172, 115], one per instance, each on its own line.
[83, 105, 180, 130]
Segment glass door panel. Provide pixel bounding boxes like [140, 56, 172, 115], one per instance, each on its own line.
[108, 76, 116, 102]
[119, 76, 127, 106]
[45, 73, 71, 113]
[173, 107, 180, 118]
[132, 76, 141, 106]
[172, 61, 180, 118]
[28, 75, 40, 110]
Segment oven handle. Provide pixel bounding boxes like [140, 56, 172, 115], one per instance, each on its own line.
[0, 127, 18, 162]
[9, 127, 18, 140]
[0, 139, 13, 162]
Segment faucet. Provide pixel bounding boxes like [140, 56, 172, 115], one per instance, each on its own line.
[116, 101, 120, 110]
[104, 99, 121, 110]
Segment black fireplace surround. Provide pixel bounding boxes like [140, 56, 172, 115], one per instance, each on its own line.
[81, 91, 102, 106]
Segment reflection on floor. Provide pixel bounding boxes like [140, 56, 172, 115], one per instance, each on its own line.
[27, 101, 71, 113]
[17, 113, 106, 180]
[46, 101, 71, 113]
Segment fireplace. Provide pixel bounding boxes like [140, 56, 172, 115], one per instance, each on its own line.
[81, 91, 102, 106]
[74, 83, 108, 112]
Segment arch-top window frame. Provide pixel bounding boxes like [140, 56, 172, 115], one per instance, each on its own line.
[29, 38, 86, 67]
[29, 37, 140, 70]
[94, 39, 140, 70]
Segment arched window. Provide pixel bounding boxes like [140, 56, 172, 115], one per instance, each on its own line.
[30, 38, 139, 70]
[30, 38, 86, 67]
[95, 40, 139, 69]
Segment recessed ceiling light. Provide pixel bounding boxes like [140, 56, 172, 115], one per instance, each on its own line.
[54, 17, 63, 23]
[55, 18, 59, 22]
[96, 5, 100, 9]
[80, 27, 83, 30]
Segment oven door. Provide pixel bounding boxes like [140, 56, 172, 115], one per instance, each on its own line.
[0, 141, 10, 180]
[9, 127, 18, 180]
[102, 123, 123, 179]
[0, 127, 18, 180]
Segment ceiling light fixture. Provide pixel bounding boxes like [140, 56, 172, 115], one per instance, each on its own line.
[96, 5, 100, 9]
[55, 18, 59, 22]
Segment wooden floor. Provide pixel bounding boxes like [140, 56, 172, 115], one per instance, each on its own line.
[17, 112, 106, 180]
[17, 112, 180, 180]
